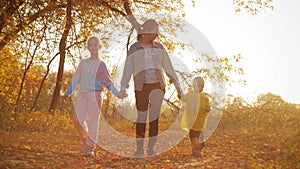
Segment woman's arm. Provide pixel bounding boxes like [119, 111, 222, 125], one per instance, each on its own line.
[120, 46, 135, 91]
[159, 44, 182, 98]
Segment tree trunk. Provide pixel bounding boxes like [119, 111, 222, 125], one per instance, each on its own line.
[49, 0, 72, 112]
[30, 41, 84, 112]
[104, 92, 111, 118]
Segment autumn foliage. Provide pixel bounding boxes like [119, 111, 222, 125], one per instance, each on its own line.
[0, 93, 299, 168]
[2, 0, 298, 168]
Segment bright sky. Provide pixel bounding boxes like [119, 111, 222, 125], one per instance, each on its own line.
[65, 0, 299, 104]
[183, 0, 300, 104]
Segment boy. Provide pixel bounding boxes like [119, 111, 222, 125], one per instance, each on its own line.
[180, 76, 211, 156]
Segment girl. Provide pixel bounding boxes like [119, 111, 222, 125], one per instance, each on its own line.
[119, 19, 182, 157]
[64, 36, 124, 156]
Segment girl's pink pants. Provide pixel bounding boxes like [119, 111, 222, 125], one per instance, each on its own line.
[74, 91, 102, 149]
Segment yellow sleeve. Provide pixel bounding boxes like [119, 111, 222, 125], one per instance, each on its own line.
[181, 91, 191, 102]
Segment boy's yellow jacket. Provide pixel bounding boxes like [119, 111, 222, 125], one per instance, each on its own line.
[180, 90, 210, 132]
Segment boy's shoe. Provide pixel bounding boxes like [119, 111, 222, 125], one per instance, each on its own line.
[133, 148, 144, 158]
[146, 149, 156, 156]
[191, 149, 203, 157]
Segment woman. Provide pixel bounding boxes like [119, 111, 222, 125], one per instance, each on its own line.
[119, 19, 182, 157]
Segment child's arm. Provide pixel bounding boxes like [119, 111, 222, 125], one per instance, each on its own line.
[106, 83, 119, 96]
[204, 94, 211, 113]
[65, 62, 82, 97]
[98, 61, 119, 97]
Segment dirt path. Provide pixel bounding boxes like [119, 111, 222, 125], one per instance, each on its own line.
[1, 126, 296, 169]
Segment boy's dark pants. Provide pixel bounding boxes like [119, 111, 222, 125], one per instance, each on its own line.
[189, 129, 205, 153]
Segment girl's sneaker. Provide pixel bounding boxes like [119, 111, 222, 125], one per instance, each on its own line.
[81, 143, 95, 157]
[80, 144, 87, 153]
[86, 148, 95, 156]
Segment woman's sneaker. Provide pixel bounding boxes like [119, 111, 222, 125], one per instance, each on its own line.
[133, 148, 144, 158]
[147, 148, 156, 156]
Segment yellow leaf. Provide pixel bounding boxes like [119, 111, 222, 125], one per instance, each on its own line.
[22, 145, 31, 150]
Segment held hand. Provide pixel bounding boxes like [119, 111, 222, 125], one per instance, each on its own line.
[117, 90, 128, 99]
[206, 106, 211, 112]
[119, 91, 128, 99]
[63, 95, 69, 103]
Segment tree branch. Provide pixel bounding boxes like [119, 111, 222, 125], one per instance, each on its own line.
[0, 0, 25, 32]
[123, 1, 141, 32]
[0, 3, 67, 51]
[30, 40, 84, 112]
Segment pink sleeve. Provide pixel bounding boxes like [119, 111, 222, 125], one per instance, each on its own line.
[97, 61, 113, 87]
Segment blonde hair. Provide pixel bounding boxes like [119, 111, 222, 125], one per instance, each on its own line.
[87, 36, 100, 48]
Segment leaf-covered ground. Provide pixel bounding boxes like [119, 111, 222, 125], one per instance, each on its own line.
[1, 122, 298, 169]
